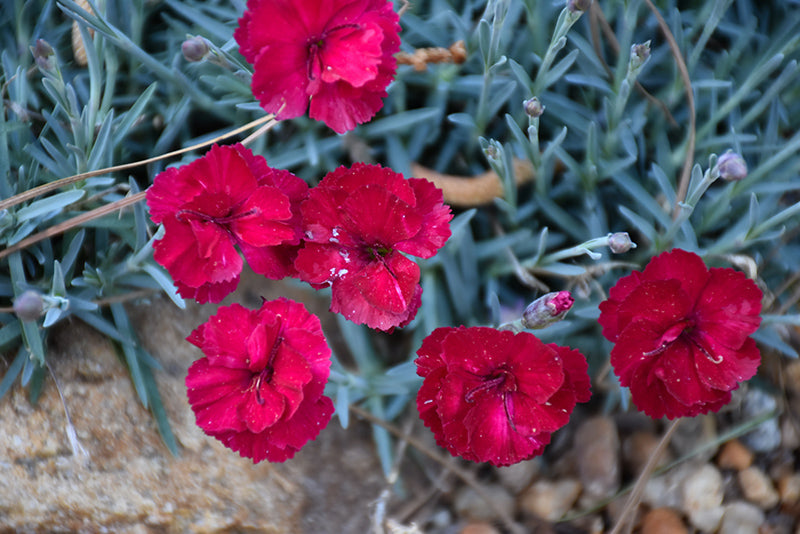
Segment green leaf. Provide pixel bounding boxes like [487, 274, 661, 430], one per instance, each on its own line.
[142, 364, 179, 456]
[0, 348, 26, 400]
[15, 190, 86, 223]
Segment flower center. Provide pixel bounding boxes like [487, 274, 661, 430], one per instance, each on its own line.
[253, 321, 284, 405]
[176, 207, 258, 226]
[464, 368, 516, 402]
[644, 317, 723, 364]
[306, 23, 360, 81]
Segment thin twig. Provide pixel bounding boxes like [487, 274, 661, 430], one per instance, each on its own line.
[641, 0, 696, 214]
[349, 403, 526, 534]
[0, 191, 146, 261]
[0, 114, 275, 212]
[609, 418, 682, 534]
[589, 2, 677, 127]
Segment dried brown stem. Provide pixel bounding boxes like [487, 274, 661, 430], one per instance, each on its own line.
[411, 158, 535, 207]
[349, 403, 526, 534]
[0, 114, 275, 213]
[609, 418, 682, 534]
[641, 0, 696, 215]
[0, 191, 146, 261]
[396, 41, 467, 72]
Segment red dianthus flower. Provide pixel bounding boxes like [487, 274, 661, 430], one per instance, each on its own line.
[235, 0, 401, 134]
[294, 163, 452, 331]
[415, 326, 591, 467]
[185, 298, 334, 463]
[147, 144, 304, 303]
[598, 249, 762, 419]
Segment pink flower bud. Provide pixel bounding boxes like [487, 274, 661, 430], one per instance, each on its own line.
[13, 290, 45, 322]
[181, 36, 210, 62]
[716, 152, 747, 181]
[608, 232, 635, 254]
[522, 291, 574, 329]
[523, 97, 545, 118]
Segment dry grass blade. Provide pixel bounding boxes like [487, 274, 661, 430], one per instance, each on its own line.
[641, 0, 697, 215]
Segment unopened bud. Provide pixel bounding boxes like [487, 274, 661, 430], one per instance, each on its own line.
[715, 152, 747, 181]
[630, 41, 651, 71]
[31, 39, 55, 71]
[181, 36, 210, 62]
[523, 97, 545, 118]
[522, 291, 574, 329]
[13, 290, 45, 322]
[608, 232, 636, 254]
[567, 0, 592, 12]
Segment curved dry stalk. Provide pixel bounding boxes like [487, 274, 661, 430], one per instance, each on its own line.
[0, 114, 275, 213]
[396, 40, 467, 72]
[609, 418, 682, 534]
[411, 158, 535, 207]
[0, 191, 145, 261]
[349, 403, 527, 534]
[641, 0, 696, 215]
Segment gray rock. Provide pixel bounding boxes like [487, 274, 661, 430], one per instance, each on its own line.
[740, 388, 781, 453]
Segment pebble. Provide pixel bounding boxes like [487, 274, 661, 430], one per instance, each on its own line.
[671, 415, 718, 462]
[640, 507, 687, 534]
[573, 416, 620, 506]
[716, 439, 754, 471]
[459, 521, 501, 534]
[519, 478, 582, 521]
[777, 473, 800, 504]
[452, 484, 515, 522]
[780, 416, 800, 449]
[740, 389, 781, 453]
[783, 360, 800, 395]
[495, 459, 540, 494]
[643, 463, 694, 510]
[681, 463, 725, 532]
[719, 501, 764, 534]
[623, 431, 671, 476]
[738, 466, 779, 509]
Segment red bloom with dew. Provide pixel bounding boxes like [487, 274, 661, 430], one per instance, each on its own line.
[147, 144, 302, 303]
[598, 249, 763, 419]
[235, 0, 401, 134]
[294, 163, 452, 331]
[185, 298, 334, 463]
[415, 326, 591, 467]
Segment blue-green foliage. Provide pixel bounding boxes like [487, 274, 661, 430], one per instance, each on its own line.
[1, 0, 799, 466]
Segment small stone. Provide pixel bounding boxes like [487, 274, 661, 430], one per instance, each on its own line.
[640, 507, 687, 534]
[778, 473, 800, 504]
[784, 360, 800, 395]
[495, 459, 539, 494]
[719, 501, 764, 534]
[716, 440, 754, 471]
[519, 478, 582, 521]
[574, 416, 620, 506]
[623, 431, 671, 476]
[671, 415, 718, 462]
[740, 389, 781, 453]
[453, 484, 515, 522]
[781, 416, 800, 449]
[681, 464, 724, 532]
[459, 521, 502, 534]
[643, 463, 694, 510]
[738, 466, 779, 509]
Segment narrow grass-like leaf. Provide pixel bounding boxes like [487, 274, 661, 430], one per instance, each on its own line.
[142, 363, 179, 456]
[15, 190, 86, 223]
[0, 348, 26, 400]
[110, 303, 148, 408]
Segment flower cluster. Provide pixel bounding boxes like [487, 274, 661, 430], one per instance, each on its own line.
[235, 0, 401, 133]
[599, 249, 762, 419]
[186, 298, 334, 462]
[415, 326, 591, 467]
[147, 0, 767, 468]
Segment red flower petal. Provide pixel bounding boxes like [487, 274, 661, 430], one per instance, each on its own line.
[185, 298, 333, 462]
[414, 327, 590, 466]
